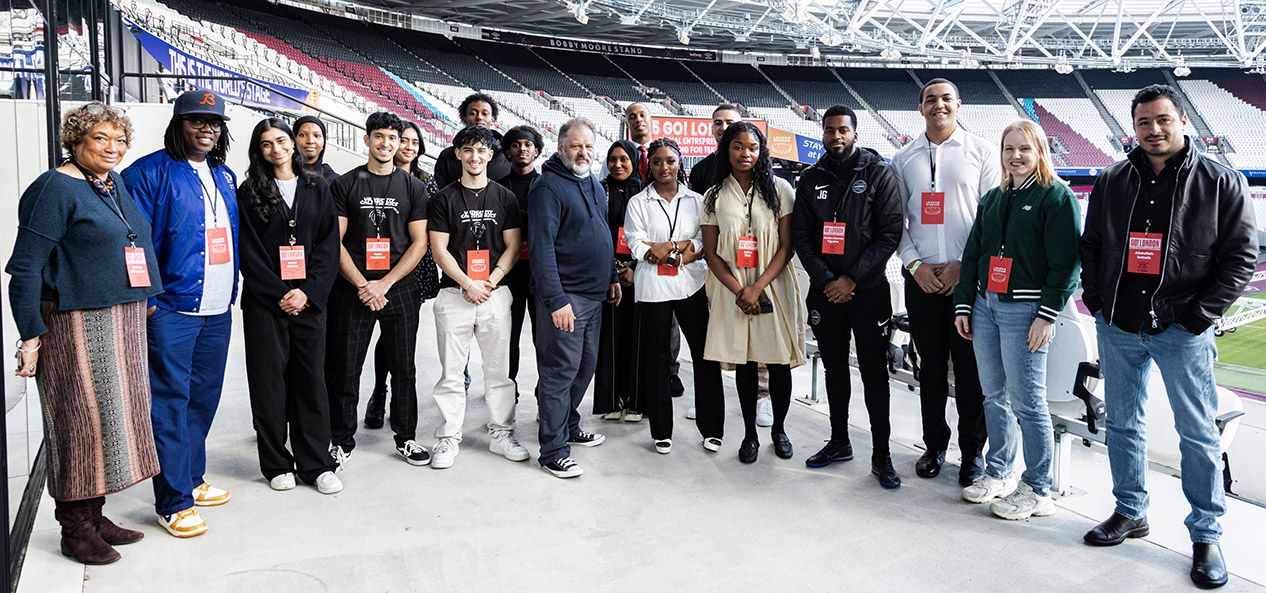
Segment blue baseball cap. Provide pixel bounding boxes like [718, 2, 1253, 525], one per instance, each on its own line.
[173, 90, 231, 121]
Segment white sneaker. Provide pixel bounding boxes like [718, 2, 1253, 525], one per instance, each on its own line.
[654, 439, 672, 454]
[490, 431, 530, 462]
[686, 406, 697, 420]
[702, 437, 722, 452]
[157, 508, 207, 538]
[431, 437, 459, 469]
[192, 482, 230, 506]
[962, 474, 1018, 504]
[315, 471, 343, 494]
[269, 472, 296, 491]
[603, 411, 623, 421]
[990, 482, 1056, 520]
[756, 397, 774, 427]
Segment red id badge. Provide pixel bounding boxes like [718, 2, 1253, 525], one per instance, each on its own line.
[657, 263, 679, 276]
[125, 247, 151, 288]
[921, 192, 945, 225]
[616, 227, 631, 255]
[1126, 232, 1163, 275]
[206, 227, 231, 264]
[519, 239, 529, 260]
[366, 238, 391, 270]
[737, 236, 758, 268]
[987, 256, 1013, 293]
[279, 246, 306, 280]
[822, 222, 846, 254]
[467, 249, 490, 281]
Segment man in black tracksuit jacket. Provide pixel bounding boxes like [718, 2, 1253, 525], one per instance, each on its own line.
[790, 105, 905, 488]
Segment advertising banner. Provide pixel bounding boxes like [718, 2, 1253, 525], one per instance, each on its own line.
[645, 116, 767, 159]
[481, 29, 717, 61]
[767, 127, 824, 164]
[128, 23, 314, 111]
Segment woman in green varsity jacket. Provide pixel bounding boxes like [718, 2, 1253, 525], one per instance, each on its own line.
[952, 119, 1081, 521]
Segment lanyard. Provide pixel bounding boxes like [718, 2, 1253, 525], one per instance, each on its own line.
[277, 178, 299, 246]
[656, 192, 682, 241]
[460, 185, 489, 250]
[72, 161, 138, 246]
[928, 144, 937, 192]
[998, 174, 1035, 257]
[193, 164, 222, 226]
[371, 170, 404, 239]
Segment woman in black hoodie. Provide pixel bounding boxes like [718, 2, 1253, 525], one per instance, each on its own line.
[294, 115, 339, 184]
[593, 140, 644, 421]
[237, 118, 342, 494]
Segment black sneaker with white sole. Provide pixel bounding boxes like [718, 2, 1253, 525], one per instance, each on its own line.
[566, 430, 605, 447]
[396, 440, 431, 466]
[542, 457, 584, 478]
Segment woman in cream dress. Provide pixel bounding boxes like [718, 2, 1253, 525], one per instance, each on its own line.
[700, 122, 805, 464]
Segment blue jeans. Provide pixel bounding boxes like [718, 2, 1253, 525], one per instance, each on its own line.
[1095, 313, 1225, 544]
[148, 308, 232, 516]
[971, 293, 1054, 496]
[535, 294, 603, 466]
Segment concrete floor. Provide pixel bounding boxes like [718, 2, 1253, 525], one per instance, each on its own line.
[14, 302, 1266, 593]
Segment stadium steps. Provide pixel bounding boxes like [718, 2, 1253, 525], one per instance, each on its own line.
[1072, 70, 1128, 138]
[1031, 102, 1112, 167]
[829, 68, 902, 152]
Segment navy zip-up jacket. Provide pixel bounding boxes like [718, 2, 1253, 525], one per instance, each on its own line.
[527, 153, 617, 312]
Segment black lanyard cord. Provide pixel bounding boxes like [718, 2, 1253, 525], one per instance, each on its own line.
[928, 144, 937, 192]
[193, 164, 222, 226]
[71, 160, 137, 245]
[460, 184, 490, 250]
[276, 178, 299, 246]
[655, 192, 683, 242]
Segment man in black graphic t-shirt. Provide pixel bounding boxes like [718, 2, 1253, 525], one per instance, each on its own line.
[326, 111, 431, 468]
[426, 126, 527, 469]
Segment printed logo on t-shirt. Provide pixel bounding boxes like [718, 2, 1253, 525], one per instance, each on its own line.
[359, 196, 401, 221]
[460, 209, 499, 223]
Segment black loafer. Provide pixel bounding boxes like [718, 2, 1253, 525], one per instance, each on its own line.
[364, 387, 387, 429]
[1191, 543, 1229, 589]
[739, 439, 759, 464]
[872, 455, 901, 489]
[805, 439, 853, 468]
[915, 448, 945, 478]
[958, 454, 985, 486]
[772, 433, 793, 459]
[1083, 512, 1150, 547]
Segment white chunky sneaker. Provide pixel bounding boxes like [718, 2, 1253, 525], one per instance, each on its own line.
[269, 472, 296, 491]
[431, 437, 459, 469]
[962, 474, 1018, 504]
[990, 482, 1056, 520]
[315, 471, 343, 495]
[756, 397, 774, 427]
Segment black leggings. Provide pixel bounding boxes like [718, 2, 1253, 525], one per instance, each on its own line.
[736, 362, 791, 441]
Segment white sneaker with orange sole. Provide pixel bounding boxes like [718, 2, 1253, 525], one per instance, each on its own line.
[193, 482, 230, 507]
[158, 508, 207, 538]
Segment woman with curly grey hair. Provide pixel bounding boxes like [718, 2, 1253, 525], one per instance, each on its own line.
[5, 101, 163, 565]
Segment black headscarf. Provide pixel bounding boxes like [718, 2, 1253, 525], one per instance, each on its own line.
[602, 140, 643, 255]
[294, 115, 339, 184]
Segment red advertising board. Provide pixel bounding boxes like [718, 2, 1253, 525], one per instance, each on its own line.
[643, 116, 768, 158]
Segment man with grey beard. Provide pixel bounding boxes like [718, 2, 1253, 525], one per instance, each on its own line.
[528, 118, 623, 478]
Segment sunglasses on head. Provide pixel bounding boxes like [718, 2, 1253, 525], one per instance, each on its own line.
[82, 103, 127, 117]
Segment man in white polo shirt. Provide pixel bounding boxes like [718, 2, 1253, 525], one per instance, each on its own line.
[890, 78, 999, 487]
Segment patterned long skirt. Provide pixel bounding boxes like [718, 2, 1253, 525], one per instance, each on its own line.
[35, 300, 160, 501]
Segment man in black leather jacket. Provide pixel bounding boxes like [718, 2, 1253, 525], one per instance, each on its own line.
[1080, 84, 1257, 590]
[790, 105, 905, 488]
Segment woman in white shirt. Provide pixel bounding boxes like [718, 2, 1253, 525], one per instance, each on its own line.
[624, 138, 724, 454]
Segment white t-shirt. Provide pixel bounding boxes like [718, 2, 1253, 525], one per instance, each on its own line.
[276, 177, 298, 209]
[182, 159, 235, 316]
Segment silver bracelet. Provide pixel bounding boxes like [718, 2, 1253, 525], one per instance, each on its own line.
[15, 339, 40, 353]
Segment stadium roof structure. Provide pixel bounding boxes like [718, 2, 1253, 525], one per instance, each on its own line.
[320, 0, 1266, 70]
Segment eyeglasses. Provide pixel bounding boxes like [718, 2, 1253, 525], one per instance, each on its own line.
[183, 116, 224, 131]
[82, 103, 127, 117]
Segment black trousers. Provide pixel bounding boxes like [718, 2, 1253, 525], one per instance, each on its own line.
[506, 261, 538, 395]
[639, 288, 723, 440]
[243, 306, 336, 483]
[807, 284, 893, 456]
[594, 280, 640, 415]
[325, 279, 421, 450]
[902, 270, 987, 456]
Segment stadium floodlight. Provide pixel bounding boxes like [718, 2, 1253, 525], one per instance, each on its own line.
[820, 32, 844, 46]
[573, 3, 588, 25]
[1054, 62, 1073, 74]
[1174, 65, 1191, 77]
[678, 28, 691, 45]
[811, 46, 821, 59]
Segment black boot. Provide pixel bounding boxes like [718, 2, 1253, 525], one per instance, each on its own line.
[871, 454, 901, 489]
[55, 499, 120, 565]
[915, 448, 945, 478]
[1191, 543, 1228, 589]
[364, 386, 387, 429]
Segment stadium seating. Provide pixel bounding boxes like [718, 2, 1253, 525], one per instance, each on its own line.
[1030, 102, 1113, 167]
[1179, 78, 1266, 168]
[1034, 98, 1121, 164]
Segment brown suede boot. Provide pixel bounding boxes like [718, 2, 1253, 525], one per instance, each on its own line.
[54, 499, 121, 565]
[85, 497, 144, 546]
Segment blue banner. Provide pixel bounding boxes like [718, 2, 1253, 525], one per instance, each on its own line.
[0, 46, 48, 99]
[128, 23, 313, 111]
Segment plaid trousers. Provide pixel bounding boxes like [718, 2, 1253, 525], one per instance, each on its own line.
[325, 278, 421, 450]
